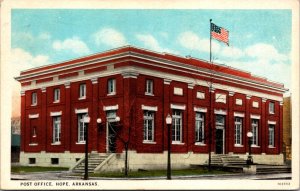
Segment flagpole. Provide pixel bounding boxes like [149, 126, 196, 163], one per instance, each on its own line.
[208, 18, 212, 171]
[210, 19, 212, 63]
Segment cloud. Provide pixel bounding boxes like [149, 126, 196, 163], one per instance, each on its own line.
[226, 59, 291, 90]
[136, 34, 177, 54]
[245, 43, 288, 62]
[52, 36, 90, 55]
[220, 46, 244, 59]
[10, 48, 50, 117]
[177, 31, 290, 89]
[177, 31, 220, 53]
[93, 28, 127, 47]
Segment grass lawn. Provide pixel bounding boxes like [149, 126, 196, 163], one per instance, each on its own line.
[11, 166, 69, 173]
[90, 169, 233, 178]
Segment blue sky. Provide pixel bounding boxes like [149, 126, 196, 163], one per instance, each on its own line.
[11, 9, 292, 90]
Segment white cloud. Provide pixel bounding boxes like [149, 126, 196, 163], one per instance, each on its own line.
[226, 59, 291, 90]
[177, 31, 290, 89]
[10, 48, 50, 117]
[93, 28, 127, 47]
[136, 34, 177, 54]
[11, 48, 50, 72]
[177, 31, 220, 53]
[220, 46, 244, 59]
[52, 36, 90, 55]
[245, 43, 288, 62]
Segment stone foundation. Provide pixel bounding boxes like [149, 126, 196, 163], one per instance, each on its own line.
[19, 151, 285, 171]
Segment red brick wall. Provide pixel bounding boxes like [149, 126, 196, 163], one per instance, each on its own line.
[20, 74, 283, 155]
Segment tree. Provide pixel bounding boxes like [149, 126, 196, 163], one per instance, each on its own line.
[105, 97, 136, 176]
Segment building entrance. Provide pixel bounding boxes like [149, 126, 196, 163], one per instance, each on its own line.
[215, 129, 224, 154]
[215, 115, 225, 154]
[106, 110, 117, 153]
[107, 123, 117, 153]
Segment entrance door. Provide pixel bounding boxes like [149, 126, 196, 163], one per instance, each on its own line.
[215, 129, 224, 154]
[106, 110, 117, 153]
[108, 123, 116, 153]
[215, 115, 225, 154]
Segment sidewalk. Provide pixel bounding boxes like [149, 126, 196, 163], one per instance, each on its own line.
[11, 171, 292, 180]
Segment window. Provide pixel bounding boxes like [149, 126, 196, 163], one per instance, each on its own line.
[174, 87, 183, 96]
[252, 101, 259, 108]
[234, 117, 243, 145]
[216, 115, 225, 126]
[32, 126, 37, 137]
[53, 88, 60, 102]
[215, 93, 226, 103]
[79, 84, 86, 99]
[108, 78, 116, 95]
[145, 79, 154, 95]
[31, 92, 37, 105]
[51, 158, 59, 165]
[143, 111, 154, 142]
[268, 124, 275, 147]
[251, 119, 259, 146]
[197, 91, 205, 99]
[195, 112, 205, 143]
[77, 113, 87, 143]
[29, 158, 36, 164]
[235, 99, 243, 105]
[52, 116, 61, 143]
[172, 110, 182, 142]
[269, 102, 275, 114]
[106, 110, 117, 121]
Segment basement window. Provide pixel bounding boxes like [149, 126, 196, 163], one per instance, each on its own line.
[29, 158, 36, 164]
[51, 158, 59, 165]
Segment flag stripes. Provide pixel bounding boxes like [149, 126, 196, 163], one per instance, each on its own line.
[211, 23, 229, 45]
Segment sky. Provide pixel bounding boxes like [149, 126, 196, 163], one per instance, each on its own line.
[11, 9, 292, 116]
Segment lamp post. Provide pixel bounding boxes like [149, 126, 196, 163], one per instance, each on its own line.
[83, 114, 90, 180]
[247, 131, 253, 165]
[165, 114, 172, 180]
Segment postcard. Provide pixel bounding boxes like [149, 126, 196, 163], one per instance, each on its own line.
[1, 0, 299, 190]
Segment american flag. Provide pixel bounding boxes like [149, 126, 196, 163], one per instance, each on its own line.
[211, 23, 229, 46]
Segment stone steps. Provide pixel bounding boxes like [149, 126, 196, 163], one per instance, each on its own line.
[205, 154, 246, 166]
[256, 166, 291, 174]
[72, 153, 110, 173]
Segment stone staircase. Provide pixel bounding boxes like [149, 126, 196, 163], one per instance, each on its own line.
[72, 153, 111, 173]
[206, 154, 246, 166]
[256, 165, 291, 174]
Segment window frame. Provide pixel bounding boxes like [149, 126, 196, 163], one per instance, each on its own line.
[172, 110, 183, 143]
[143, 111, 155, 142]
[234, 117, 243, 146]
[195, 112, 205, 144]
[107, 78, 116, 95]
[77, 113, 87, 143]
[251, 119, 259, 146]
[79, 83, 86, 99]
[145, 79, 154, 95]
[268, 124, 275, 147]
[269, 102, 275, 114]
[31, 92, 37, 106]
[53, 88, 60, 103]
[52, 116, 61, 144]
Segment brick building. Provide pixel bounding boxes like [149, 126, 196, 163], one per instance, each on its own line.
[283, 96, 292, 162]
[15, 46, 287, 170]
